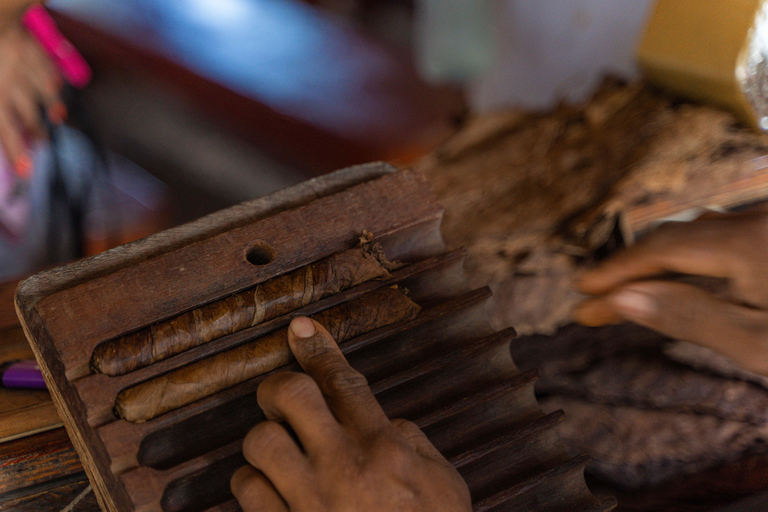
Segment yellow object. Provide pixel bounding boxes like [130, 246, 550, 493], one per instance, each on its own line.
[638, 0, 768, 131]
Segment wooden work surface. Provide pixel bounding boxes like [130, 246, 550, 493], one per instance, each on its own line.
[0, 279, 93, 510]
[0, 281, 61, 444]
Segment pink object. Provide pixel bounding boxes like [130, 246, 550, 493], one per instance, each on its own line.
[22, 5, 92, 88]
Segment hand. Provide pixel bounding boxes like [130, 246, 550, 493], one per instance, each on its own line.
[0, 21, 64, 177]
[573, 208, 768, 376]
[231, 317, 472, 512]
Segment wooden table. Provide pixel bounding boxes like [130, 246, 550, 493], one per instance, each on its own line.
[0, 280, 96, 510]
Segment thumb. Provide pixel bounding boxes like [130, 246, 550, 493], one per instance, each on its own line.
[574, 281, 768, 376]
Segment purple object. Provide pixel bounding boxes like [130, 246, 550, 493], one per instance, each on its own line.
[1, 360, 47, 389]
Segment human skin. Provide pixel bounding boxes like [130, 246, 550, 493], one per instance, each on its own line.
[231, 317, 472, 512]
[573, 207, 768, 376]
[0, 2, 64, 177]
[0, 0, 38, 30]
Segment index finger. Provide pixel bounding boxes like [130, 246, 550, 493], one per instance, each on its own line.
[287, 317, 389, 434]
[576, 219, 739, 295]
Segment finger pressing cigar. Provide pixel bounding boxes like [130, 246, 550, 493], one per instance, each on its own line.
[114, 287, 420, 423]
[92, 244, 394, 376]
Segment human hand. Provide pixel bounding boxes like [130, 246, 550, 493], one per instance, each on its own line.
[573, 208, 768, 376]
[0, 21, 64, 177]
[231, 317, 472, 512]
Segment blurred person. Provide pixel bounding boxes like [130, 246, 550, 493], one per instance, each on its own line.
[0, 1, 101, 279]
[0, 0, 65, 178]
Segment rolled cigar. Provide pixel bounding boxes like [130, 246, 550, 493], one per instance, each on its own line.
[115, 287, 420, 423]
[92, 245, 393, 376]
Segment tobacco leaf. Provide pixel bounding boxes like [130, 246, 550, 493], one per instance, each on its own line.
[115, 287, 420, 423]
[536, 352, 768, 425]
[93, 246, 391, 376]
[541, 395, 768, 489]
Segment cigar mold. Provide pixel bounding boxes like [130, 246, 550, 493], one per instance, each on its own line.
[244, 241, 274, 266]
[15, 166, 614, 512]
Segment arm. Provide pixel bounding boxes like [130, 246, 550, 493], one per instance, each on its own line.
[573, 208, 768, 376]
[231, 316, 472, 512]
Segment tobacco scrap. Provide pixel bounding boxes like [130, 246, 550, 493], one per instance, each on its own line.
[418, 78, 768, 333]
[114, 287, 421, 423]
[92, 245, 393, 376]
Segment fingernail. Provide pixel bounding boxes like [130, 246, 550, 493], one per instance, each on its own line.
[611, 289, 655, 320]
[15, 154, 32, 179]
[290, 317, 316, 338]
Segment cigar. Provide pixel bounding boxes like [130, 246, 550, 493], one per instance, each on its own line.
[114, 287, 420, 423]
[92, 244, 393, 376]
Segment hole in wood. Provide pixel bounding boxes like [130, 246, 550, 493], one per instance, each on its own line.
[245, 242, 274, 266]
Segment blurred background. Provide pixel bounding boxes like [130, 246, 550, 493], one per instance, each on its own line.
[0, 0, 654, 280]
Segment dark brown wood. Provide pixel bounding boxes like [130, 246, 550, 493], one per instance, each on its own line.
[449, 411, 565, 469]
[15, 164, 611, 512]
[0, 323, 62, 443]
[0, 280, 20, 330]
[92, 245, 392, 376]
[74, 249, 466, 429]
[0, 477, 99, 512]
[32, 169, 441, 381]
[115, 287, 421, 423]
[0, 427, 83, 497]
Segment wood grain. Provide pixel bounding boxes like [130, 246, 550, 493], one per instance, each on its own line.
[36, 169, 441, 380]
[91, 245, 392, 376]
[0, 477, 98, 512]
[0, 324, 61, 443]
[0, 427, 82, 497]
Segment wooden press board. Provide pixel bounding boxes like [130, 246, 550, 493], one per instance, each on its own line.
[0, 280, 61, 443]
[15, 163, 614, 512]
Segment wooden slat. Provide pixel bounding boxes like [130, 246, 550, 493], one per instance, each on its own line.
[0, 428, 83, 498]
[473, 453, 591, 512]
[450, 411, 565, 469]
[416, 369, 540, 429]
[0, 325, 61, 443]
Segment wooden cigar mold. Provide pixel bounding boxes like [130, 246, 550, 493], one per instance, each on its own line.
[15, 164, 615, 512]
